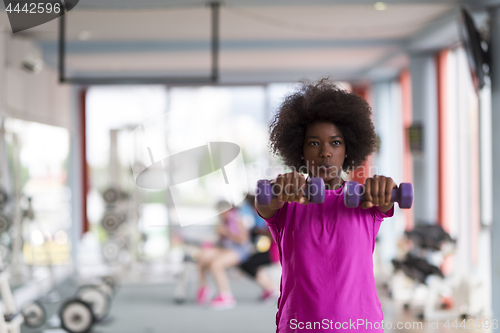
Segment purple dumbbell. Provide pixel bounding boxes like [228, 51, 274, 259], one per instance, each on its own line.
[343, 181, 414, 209]
[256, 177, 325, 206]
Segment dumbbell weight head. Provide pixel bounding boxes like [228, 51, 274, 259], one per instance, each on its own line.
[343, 181, 414, 209]
[0, 188, 8, 208]
[398, 183, 414, 209]
[102, 239, 122, 264]
[21, 300, 46, 328]
[0, 213, 11, 233]
[102, 187, 128, 204]
[59, 298, 95, 333]
[102, 187, 120, 204]
[256, 177, 325, 206]
[75, 285, 112, 322]
[101, 212, 122, 233]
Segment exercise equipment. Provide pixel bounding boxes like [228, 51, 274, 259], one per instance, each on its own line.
[404, 224, 455, 251]
[102, 187, 128, 205]
[173, 247, 198, 304]
[392, 253, 444, 285]
[101, 239, 122, 264]
[0, 256, 24, 333]
[389, 225, 469, 320]
[59, 299, 95, 333]
[344, 181, 414, 209]
[102, 187, 120, 204]
[0, 188, 8, 208]
[256, 177, 325, 206]
[100, 212, 124, 233]
[75, 285, 112, 322]
[0, 213, 11, 234]
[100, 275, 119, 298]
[21, 300, 46, 328]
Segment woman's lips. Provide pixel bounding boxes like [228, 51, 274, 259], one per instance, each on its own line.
[319, 164, 333, 170]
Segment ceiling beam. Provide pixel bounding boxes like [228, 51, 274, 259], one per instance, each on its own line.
[39, 38, 405, 55]
[71, 0, 497, 11]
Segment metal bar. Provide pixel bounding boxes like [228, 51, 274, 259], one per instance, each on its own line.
[63, 76, 217, 85]
[210, 1, 220, 82]
[58, 13, 65, 83]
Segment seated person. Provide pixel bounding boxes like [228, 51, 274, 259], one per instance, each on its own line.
[196, 200, 252, 309]
[239, 195, 280, 302]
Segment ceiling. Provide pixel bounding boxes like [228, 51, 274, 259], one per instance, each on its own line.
[2, 0, 496, 85]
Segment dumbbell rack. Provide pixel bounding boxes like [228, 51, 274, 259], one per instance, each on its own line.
[397, 242, 464, 320]
[99, 128, 144, 271]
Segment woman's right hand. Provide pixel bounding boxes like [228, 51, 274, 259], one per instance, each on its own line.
[255, 171, 310, 219]
[269, 170, 310, 208]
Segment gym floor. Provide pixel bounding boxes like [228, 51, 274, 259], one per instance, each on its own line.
[19, 270, 493, 333]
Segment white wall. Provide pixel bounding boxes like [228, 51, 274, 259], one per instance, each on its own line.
[0, 24, 72, 129]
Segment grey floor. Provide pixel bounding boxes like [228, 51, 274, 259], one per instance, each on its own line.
[20, 273, 495, 333]
[21, 273, 277, 333]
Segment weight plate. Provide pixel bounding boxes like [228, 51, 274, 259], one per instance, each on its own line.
[75, 285, 111, 321]
[59, 299, 94, 333]
[21, 300, 46, 328]
[101, 213, 121, 233]
[102, 240, 122, 264]
[0, 188, 8, 207]
[102, 188, 120, 204]
[0, 213, 11, 233]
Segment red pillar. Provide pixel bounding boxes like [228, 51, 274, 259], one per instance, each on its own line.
[436, 50, 448, 232]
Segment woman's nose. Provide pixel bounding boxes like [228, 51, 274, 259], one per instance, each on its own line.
[319, 145, 332, 158]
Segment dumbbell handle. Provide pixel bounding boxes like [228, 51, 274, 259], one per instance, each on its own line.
[344, 181, 413, 209]
[256, 177, 325, 206]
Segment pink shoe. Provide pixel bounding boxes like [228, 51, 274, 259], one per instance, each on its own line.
[196, 286, 211, 305]
[209, 293, 236, 310]
[260, 290, 279, 303]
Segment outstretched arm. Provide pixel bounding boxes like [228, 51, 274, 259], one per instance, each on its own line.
[360, 175, 396, 214]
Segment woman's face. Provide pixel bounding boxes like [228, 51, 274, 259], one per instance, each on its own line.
[302, 122, 346, 184]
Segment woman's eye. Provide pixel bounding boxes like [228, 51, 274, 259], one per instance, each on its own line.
[309, 141, 318, 145]
[332, 141, 341, 145]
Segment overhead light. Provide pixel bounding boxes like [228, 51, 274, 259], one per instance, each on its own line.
[79, 30, 92, 41]
[374, 2, 387, 10]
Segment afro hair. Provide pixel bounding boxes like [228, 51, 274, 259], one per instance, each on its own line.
[268, 78, 377, 174]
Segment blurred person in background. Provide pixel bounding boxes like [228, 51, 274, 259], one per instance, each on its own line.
[196, 200, 252, 309]
[239, 195, 280, 304]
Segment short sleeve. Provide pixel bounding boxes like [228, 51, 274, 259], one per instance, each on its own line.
[371, 204, 395, 221]
[254, 202, 287, 247]
[254, 201, 287, 227]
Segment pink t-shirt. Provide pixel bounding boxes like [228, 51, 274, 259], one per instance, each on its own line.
[269, 241, 280, 263]
[256, 184, 394, 333]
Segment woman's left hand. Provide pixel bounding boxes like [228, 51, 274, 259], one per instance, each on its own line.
[360, 175, 396, 212]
